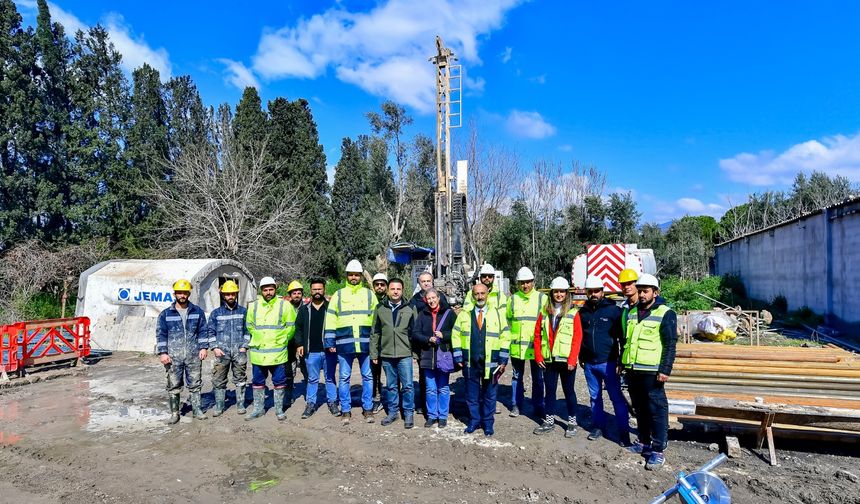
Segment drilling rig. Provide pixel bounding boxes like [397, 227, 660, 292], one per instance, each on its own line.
[430, 36, 470, 304]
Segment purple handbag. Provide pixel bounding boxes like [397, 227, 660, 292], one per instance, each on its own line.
[434, 309, 455, 373]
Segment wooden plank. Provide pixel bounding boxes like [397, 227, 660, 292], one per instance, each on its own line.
[675, 357, 860, 369]
[666, 390, 860, 410]
[673, 363, 860, 377]
[694, 406, 860, 433]
[672, 414, 860, 443]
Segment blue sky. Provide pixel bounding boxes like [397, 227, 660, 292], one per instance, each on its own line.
[16, 0, 860, 223]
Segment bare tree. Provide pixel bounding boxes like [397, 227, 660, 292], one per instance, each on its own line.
[456, 120, 520, 267]
[148, 112, 309, 280]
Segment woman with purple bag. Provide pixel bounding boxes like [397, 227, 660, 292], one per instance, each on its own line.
[413, 289, 456, 428]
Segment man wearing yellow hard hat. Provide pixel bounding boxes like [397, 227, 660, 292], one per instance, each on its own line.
[156, 279, 209, 425]
[285, 280, 307, 408]
[206, 280, 249, 417]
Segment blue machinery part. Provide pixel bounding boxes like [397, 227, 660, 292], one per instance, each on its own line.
[650, 454, 731, 504]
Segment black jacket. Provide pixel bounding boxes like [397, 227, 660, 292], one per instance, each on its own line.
[633, 296, 678, 376]
[294, 299, 328, 355]
[408, 290, 450, 313]
[578, 298, 624, 365]
[412, 305, 456, 370]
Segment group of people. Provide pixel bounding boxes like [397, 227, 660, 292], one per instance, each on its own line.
[155, 260, 677, 470]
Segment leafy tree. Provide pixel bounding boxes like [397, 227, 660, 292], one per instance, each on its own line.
[233, 86, 267, 152]
[607, 192, 640, 243]
[664, 216, 711, 280]
[638, 222, 667, 273]
[164, 75, 209, 160]
[485, 200, 533, 279]
[330, 137, 381, 267]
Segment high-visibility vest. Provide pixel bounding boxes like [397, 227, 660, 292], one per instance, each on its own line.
[622, 304, 670, 371]
[451, 306, 511, 379]
[246, 296, 296, 366]
[507, 289, 545, 360]
[463, 287, 508, 312]
[324, 283, 377, 354]
[540, 309, 578, 362]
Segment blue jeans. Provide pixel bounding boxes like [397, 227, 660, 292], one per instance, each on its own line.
[583, 361, 630, 436]
[251, 363, 287, 388]
[464, 365, 497, 433]
[510, 358, 545, 416]
[382, 357, 414, 415]
[544, 362, 577, 419]
[305, 351, 338, 406]
[425, 368, 450, 420]
[338, 352, 373, 412]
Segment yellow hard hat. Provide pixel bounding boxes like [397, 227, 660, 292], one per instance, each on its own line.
[618, 269, 639, 284]
[220, 280, 240, 293]
[286, 280, 303, 293]
[172, 279, 192, 292]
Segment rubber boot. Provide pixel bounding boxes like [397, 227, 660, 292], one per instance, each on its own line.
[245, 387, 265, 421]
[274, 388, 287, 421]
[235, 385, 247, 415]
[190, 391, 207, 420]
[165, 394, 181, 425]
[212, 389, 226, 417]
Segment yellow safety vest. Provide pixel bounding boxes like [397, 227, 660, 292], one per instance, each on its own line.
[451, 306, 511, 379]
[246, 296, 295, 366]
[622, 304, 669, 371]
[324, 283, 377, 354]
[539, 309, 578, 363]
[507, 289, 545, 360]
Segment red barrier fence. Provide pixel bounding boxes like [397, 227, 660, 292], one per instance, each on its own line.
[0, 317, 90, 377]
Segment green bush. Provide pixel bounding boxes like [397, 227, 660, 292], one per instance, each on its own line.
[660, 276, 718, 312]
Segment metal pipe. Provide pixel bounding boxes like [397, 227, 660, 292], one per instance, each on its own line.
[669, 376, 860, 391]
[672, 370, 860, 384]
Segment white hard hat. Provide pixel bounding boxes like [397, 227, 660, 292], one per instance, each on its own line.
[584, 275, 604, 290]
[549, 277, 570, 291]
[515, 267, 535, 282]
[259, 276, 276, 287]
[372, 272, 388, 283]
[636, 273, 660, 289]
[345, 259, 363, 273]
[479, 263, 496, 276]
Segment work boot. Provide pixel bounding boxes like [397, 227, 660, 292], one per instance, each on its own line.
[533, 416, 555, 435]
[328, 401, 341, 417]
[381, 410, 399, 426]
[342, 412, 351, 425]
[245, 388, 265, 421]
[509, 405, 520, 418]
[301, 403, 316, 419]
[274, 388, 287, 421]
[212, 389, 226, 417]
[404, 413, 414, 429]
[190, 392, 207, 420]
[565, 417, 578, 438]
[362, 408, 375, 423]
[235, 385, 247, 415]
[165, 394, 181, 425]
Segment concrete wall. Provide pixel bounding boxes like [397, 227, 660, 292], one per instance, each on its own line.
[715, 198, 860, 331]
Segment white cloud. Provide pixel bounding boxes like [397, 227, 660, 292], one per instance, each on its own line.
[217, 58, 260, 90]
[505, 110, 556, 139]
[529, 74, 546, 84]
[500, 46, 512, 63]
[19, 1, 171, 79]
[720, 132, 860, 186]
[251, 0, 523, 113]
[558, 144, 573, 152]
[464, 75, 485, 95]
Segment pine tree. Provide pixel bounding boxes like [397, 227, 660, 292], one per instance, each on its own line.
[331, 137, 381, 267]
[232, 86, 267, 152]
[165, 75, 208, 161]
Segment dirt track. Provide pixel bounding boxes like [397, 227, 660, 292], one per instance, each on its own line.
[1, 353, 858, 504]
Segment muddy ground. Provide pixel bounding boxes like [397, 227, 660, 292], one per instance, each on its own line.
[1, 353, 857, 504]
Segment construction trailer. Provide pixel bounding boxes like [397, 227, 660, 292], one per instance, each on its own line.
[75, 259, 255, 353]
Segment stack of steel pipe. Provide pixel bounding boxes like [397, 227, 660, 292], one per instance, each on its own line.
[667, 344, 860, 408]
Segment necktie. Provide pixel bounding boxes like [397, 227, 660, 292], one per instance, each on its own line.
[476, 309, 484, 330]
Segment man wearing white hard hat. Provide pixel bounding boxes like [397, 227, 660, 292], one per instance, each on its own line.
[578, 275, 630, 446]
[324, 260, 378, 424]
[532, 277, 581, 437]
[621, 273, 677, 470]
[505, 266, 546, 419]
[245, 277, 297, 421]
[463, 263, 508, 312]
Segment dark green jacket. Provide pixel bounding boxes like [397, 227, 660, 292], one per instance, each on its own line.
[370, 300, 415, 359]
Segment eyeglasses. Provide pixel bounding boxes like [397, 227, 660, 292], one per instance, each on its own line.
[480, 274, 494, 279]
[373, 282, 387, 287]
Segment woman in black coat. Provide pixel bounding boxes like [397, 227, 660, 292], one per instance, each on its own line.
[412, 289, 456, 428]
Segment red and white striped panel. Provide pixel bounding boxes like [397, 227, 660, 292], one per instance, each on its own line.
[587, 244, 626, 292]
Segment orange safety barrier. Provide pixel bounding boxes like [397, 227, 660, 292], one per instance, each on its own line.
[18, 317, 91, 370]
[1, 323, 21, 377]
